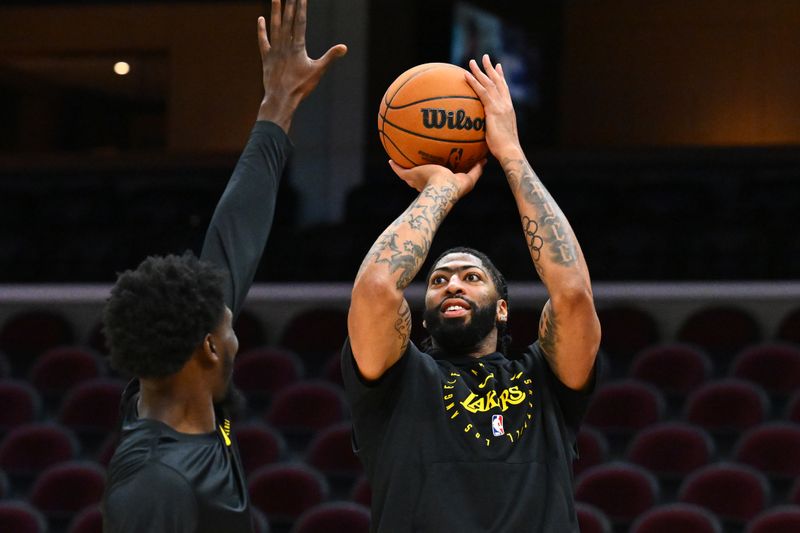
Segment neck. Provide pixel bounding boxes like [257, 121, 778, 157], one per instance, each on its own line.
[138, 374, 215, 434]
[434, 329, 499, 359]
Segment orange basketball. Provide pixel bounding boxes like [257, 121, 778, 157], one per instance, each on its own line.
[378, 62, 488, 173]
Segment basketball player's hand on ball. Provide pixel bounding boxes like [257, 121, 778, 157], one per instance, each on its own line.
[388, 159, 486, 199]
[257, 0, 348, 132]
[465, 54, 523, 162]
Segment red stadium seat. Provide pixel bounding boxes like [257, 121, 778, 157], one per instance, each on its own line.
[58, 378, 125, 450]
[232, 308, 268, 355]
[576, 502, 613, 533]
[630, 503, 723, 533]
[265, 380, 346, 450]
[678, 462, 770, 525]
[684, 379, 770, 453]
[575, 462, 660, 526]
[306, 422, 361, 477]
[248, 463, 329, 527]
[66, 504, 102, 533]
[0, 379, 42, 433]
[292, 501, 371, 533]
[574, 426, 609, 477]
[0, 310, 75, 374]
[30, 460, 105, 524]
[234, 422, 286, 475]
[630, 343, 712, 398]
[730, 342, 800, 397]
[596, 305, 660, 372]
[626, 422, 715, 480]
[233, 347, 304, 410]
[279, 307, 348, 370]
[745, 505, 800, 533]
[0, 422, 79, 482]
[350, 475, 371, 507]
[0, 500, 48, 533]
[790, 478, 800, 506]
[677, 305, 761, 362]
[733, 422, 800, 479]
[29, 346, 104, 403]
[584, 380, 665, 437]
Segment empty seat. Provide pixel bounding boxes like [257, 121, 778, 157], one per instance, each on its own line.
[677, 305, 761, 362]
[232, 308, 268, 355]
[29, 346, 104, 402]
[596, 305, 659, 371]
[575, 462, 660, 525]
[684, 378, 770, 437]
[30, 460, 105, 524]
[350, 475, 371, 507]
[66, 504, 102, 533]
[0, 379, 42, 432]
[292, 501, 370, 533]
[235, 422, 286, 475]
[730, 342, 800, 397]
[279, 308, 348, 370]
[776, 307, 800, 344]
[306, 422, 362, 494]
[745, 505, 800, 533]
[630, 503, 723, 533]
[678, 462, 770, 525]
[733, 422, 800, 479]
[233, 347, 304, 409]
[576, 502, 612, 533]
[0, 500, 48, 533]
[626, 422, 715, 480]
[265, 380, 346, 449]
[0, 422, 79, 481]
[0, 310, 75, 374]
[58, 378, 125, 449]
[574, 426, 609, 477]
[248, 463, 329, 526]
[584, 380, 665, 437]
[630, 343, 712, 398]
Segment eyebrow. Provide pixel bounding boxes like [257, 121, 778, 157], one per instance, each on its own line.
[430, 264, 487, 276]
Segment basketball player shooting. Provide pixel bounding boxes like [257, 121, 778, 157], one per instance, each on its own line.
[343, 54, 601, 531]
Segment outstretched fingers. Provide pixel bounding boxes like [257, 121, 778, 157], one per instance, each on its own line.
[257, 16, 270, 61]
[269, 0, 282, 46]
[292, 0, 308, 47]
[280, 0, 297, 47]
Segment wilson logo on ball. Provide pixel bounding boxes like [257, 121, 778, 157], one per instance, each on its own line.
[420, 109, 484, 131]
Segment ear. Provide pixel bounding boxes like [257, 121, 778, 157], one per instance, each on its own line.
[496, 299, 508, 323]
[201, 333, 220, 364]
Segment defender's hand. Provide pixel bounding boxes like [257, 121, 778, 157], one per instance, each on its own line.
[257, 0, 348, 131]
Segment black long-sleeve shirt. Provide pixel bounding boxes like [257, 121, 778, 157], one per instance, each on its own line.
[103, 121, 292, 533]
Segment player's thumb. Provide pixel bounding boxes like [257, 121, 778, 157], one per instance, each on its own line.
[318, 44, 348, 68]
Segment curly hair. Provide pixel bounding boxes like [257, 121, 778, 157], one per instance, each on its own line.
[421, 246, 512, 356]
[103, 252, 226, 378]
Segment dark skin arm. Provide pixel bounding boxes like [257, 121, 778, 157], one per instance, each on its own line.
[466, 55, 601, 391]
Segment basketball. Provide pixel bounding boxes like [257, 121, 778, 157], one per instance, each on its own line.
[378, 62, 488, 173]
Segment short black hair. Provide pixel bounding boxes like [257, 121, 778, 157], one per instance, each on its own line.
[423, 246, 512, 356]
[103, 252, 226, 378]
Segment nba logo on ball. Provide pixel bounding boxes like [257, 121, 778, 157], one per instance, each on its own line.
[491, 414, 505, 436]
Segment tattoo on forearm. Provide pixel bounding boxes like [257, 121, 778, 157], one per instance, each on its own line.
[358, 183, 458, 289]
[395, 301, 411, 354]
[538, 302, 558, 358]
[503, 157, 578, 269]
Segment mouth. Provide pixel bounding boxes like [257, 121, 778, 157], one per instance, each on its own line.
[440, 298, 471, 318]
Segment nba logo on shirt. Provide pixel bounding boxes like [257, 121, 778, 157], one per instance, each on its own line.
[491, 414, 505, 436]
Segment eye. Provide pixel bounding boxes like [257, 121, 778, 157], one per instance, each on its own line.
[430, 275, 447, 286]
[465, 272, 481, 282]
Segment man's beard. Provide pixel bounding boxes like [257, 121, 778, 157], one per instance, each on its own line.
[423, 299, 498, 356]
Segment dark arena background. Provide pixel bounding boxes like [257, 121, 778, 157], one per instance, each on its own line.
[1, 1, 799, 532]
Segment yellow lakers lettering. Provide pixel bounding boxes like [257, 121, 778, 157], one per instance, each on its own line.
[460, 386, 526, 413]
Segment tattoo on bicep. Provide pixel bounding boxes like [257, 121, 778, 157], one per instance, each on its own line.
[395, 300, 411, 354]
[538, 303, 558, 358]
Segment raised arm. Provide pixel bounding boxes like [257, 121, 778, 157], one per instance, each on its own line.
[466, 55, 600, 390]
[200, 0, 346, 317]
[348, 161, 485, 380]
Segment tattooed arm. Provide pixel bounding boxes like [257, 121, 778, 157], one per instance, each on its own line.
[348, 161, 485, 381]
[466, 55, 601, 390]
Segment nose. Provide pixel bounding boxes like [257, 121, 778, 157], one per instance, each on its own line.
[444, 274, 465, 294]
